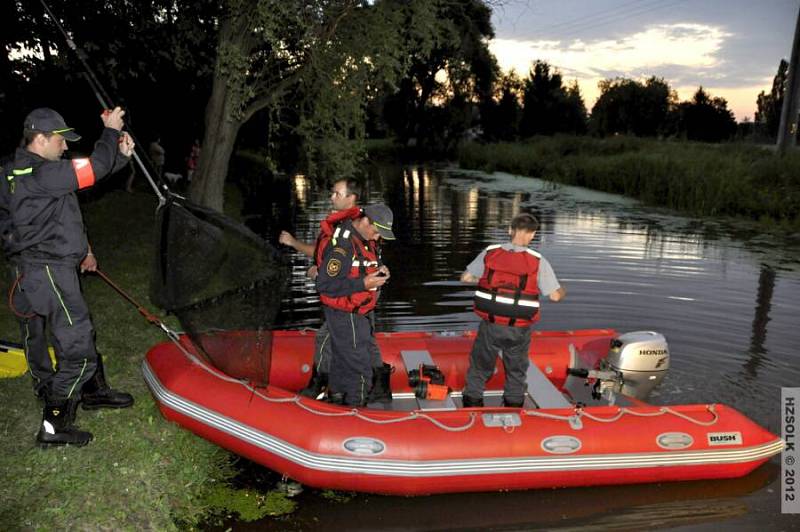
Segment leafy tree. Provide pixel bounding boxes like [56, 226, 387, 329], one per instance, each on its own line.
[590, 77, 675, 137]
[562, 80, 588, 135]
[519, 60, 586, 136]
[382, 0, 497, 152]
[755, 59, 788, 139]
[480, 71, 523, 141]
[189, 0, 417, 209]
[673, 87, 737, 142]
[3, 0, 219, 171]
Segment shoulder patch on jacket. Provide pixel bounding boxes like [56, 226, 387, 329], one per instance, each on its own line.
[333, 247, 348, 257]
[326, 258, 342, 277]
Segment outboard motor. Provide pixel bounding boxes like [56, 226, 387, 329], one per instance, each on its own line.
[607, 331, 670, 400]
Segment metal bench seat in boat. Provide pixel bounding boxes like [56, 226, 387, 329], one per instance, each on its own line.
[522, 354, 571, 409]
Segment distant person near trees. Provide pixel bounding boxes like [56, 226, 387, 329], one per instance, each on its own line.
[459, 213, 565, 408]
[186, 139, 200, 182]
[148, 137, 165, 178]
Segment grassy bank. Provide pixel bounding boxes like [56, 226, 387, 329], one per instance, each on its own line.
[0, 178, 289, 529]
[458, 136, 800, 228]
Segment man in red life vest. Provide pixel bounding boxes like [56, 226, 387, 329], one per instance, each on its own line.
[280, 179, 391, 402]
[459, 213, 566, 407]
[315, 204, 395, 406]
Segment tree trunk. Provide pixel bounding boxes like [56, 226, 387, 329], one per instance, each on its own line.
[189, 70, 241, 212]
[188, 14, 247, 212]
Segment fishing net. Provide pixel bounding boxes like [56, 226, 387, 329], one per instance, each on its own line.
[150, 196, 287, 386]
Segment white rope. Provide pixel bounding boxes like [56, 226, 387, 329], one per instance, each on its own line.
[162, 335, 477, 432]
[523, 404, 719, 426]
[161, 335, 716, 432]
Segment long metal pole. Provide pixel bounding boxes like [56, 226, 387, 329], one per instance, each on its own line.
[777, 4, 800, 154]
[37, 0, 168, 203]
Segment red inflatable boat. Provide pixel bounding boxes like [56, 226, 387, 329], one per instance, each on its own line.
[143, 329, 783, 495]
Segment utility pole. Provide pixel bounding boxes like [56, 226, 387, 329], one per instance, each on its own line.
[777, 3, 800, 154]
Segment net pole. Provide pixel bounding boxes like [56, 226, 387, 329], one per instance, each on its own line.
[37, 0, 168, 204]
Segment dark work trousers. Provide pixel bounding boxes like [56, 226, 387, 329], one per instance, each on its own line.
[323, 306, 373, 405]
[314, 313, 382, 375]
[8, 265, 54, 394]
[12, 262, 98, 401]
[464, 320, 532, 404]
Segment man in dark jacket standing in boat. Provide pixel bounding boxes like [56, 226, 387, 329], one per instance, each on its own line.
[280, 179, 391, 403]
[4, 107, 135, 447]
[315, 204, 394, 406]
[460, 213, 565, 407]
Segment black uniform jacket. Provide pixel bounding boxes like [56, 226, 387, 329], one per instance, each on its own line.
[1, 128, 128, 265]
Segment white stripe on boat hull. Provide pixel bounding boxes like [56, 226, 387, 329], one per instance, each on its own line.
[142, 361, 784, 478]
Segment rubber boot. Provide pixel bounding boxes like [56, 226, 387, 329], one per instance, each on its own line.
[300, 366, 328, 399]
[327, 392, 346, 405]
[502, 396, 524, 408]
[81, 355, 134, 410]
[36, 397, 93, 447]
[461, 394, 484, 407]
[367, 363, 393, 404]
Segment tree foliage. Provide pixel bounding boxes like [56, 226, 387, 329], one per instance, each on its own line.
[519, 60, 586, 136]
[755, 59, 788, 140]
[3, 0, 218, 161]
[480, 71, 523, 141]
[590, 77, 675, 137]
[381, 0, 497, 152]
[190, 0, 420, 209]
[674, 87, 736, 142]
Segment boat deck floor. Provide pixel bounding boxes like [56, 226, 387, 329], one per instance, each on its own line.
[365, 349, 578, 412]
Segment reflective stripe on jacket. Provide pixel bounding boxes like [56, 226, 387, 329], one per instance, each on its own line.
[3, 128, 126, 264]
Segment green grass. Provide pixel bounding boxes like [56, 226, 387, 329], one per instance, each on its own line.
[0, 183, 291, 530]
[458, 136, 800, 228]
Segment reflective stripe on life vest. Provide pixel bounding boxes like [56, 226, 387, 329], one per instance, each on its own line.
[474, 290, 540, 307]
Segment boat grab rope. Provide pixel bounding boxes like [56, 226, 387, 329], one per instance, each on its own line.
[524, 403, 719, 427]
[158, 335, 715, 432]
[162, 335, 478, 432]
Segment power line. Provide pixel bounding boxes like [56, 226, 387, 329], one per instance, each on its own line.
[555, 0, 691, 41]
[535, 0, 667, 34]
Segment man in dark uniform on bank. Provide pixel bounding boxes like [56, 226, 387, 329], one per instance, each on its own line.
[2, 107, 135, 446]
[315, 204, 395, 406]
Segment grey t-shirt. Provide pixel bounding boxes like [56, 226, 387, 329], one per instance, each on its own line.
[466, 243, 561, 297]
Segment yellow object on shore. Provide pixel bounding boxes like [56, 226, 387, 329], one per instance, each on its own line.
[0, 340, 56, 378]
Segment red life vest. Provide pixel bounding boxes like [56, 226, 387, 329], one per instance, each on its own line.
[473, 244, 541, 327]
[312, 207, 363, 266]
[315, 215, 381, 314]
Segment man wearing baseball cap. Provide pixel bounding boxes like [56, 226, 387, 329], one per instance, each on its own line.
[2, 106, 135, 447]
[315, 203, 395, 406]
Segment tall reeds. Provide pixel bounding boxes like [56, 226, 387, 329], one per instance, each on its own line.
[458, 136, 800, 226]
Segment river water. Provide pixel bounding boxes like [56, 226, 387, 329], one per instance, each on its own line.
[233, 163, 800, 531]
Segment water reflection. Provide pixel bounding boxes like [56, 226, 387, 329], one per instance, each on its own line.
[744, 264, 775, 379]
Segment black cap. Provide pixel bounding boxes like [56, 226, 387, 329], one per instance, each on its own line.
[363, 203, 395, 240]
[24, 108, 82, 141]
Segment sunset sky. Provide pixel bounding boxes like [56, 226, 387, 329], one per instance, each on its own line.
[489, 0, 798, 121]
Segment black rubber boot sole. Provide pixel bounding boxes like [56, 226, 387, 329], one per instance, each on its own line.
[36, 430, 93, 448]
[81, 397, 134, 410]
